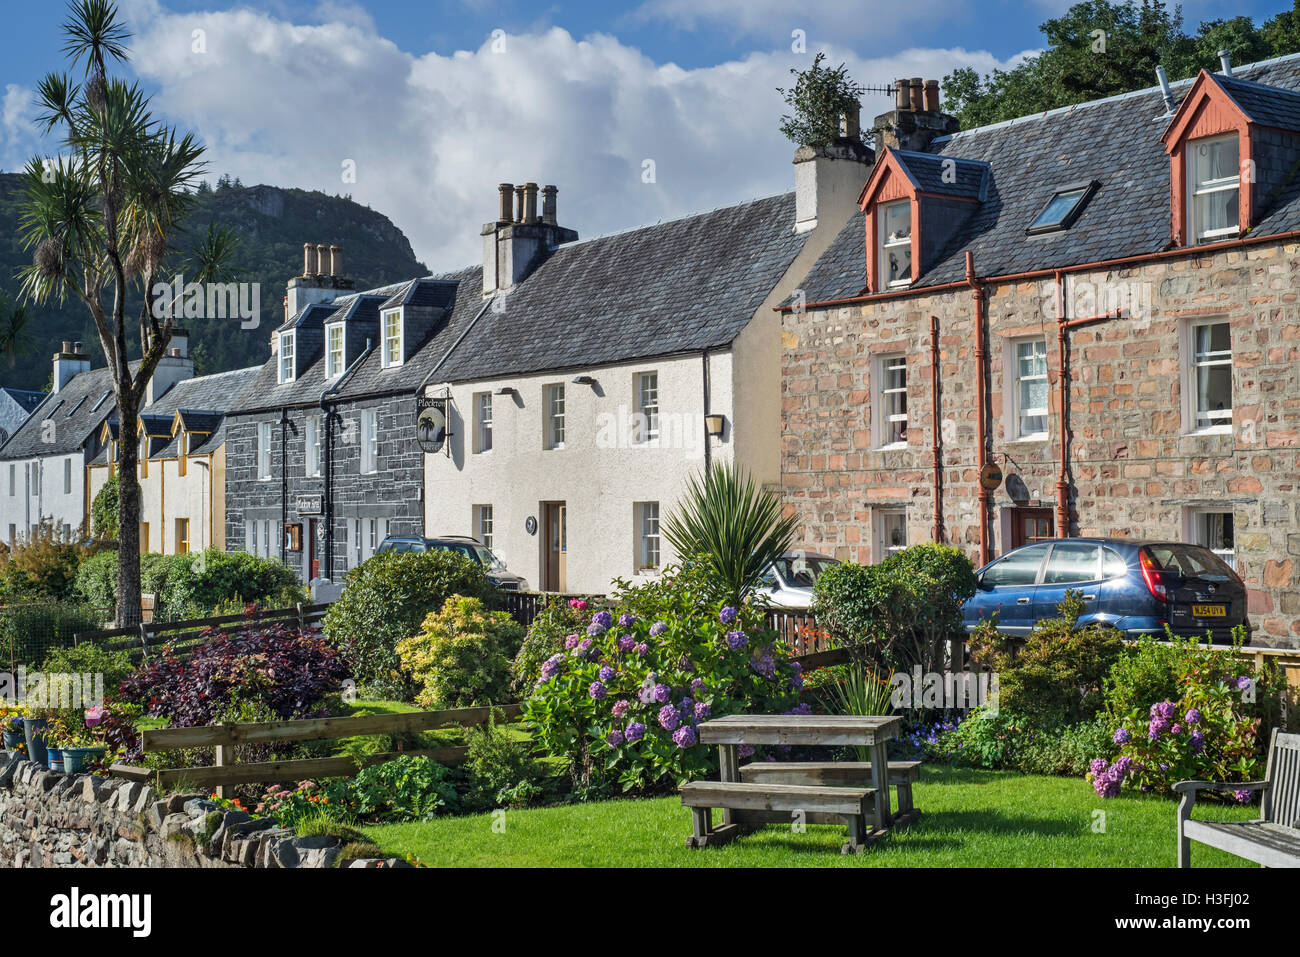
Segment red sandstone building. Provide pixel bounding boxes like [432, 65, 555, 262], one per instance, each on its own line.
[781, 56, 1300, 647]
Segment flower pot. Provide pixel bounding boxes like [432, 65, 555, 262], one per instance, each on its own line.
[60, 747, 105, 774]
[47, 747, 64, 773]
[2, 729, 23, 750]
[22, 718, 48, 768]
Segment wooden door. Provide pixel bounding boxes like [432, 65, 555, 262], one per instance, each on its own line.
[542, 502, 567, 592]
[1010, 508, 1054, 549]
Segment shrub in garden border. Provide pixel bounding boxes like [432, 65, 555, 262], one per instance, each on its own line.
[512, 595, 601, 693]
[524, 587, 803, 792]
[396, 596, 523, 710]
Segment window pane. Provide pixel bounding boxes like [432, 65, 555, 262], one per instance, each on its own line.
[1192, 322, 1232, 428]
[982, 544, 1049, 587]
[1043, 542, 1101, 584]
[880, 202, 912, 285]
[1015, 339, 1048, 436]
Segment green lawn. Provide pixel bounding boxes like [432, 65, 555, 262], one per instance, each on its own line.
[364, 766, 1259, 867]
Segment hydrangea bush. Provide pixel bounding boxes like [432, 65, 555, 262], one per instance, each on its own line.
[524, 591, 803, 792]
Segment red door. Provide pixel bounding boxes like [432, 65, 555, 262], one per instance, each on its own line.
[308, 518, 322, 579]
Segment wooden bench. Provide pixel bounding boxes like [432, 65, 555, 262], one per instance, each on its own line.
[1176, 728, 1300, 868]
[681, 780, 878, 854]
[738, 761, 921, 827]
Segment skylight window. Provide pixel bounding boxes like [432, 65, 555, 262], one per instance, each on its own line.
[91, 391, 110, 412]
[1027, 182, 1098, 234]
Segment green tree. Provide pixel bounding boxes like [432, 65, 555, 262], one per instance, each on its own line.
[0, 291, 35, 368]
[17, 1, 235, 626]
[777, 53, 866, 147]
[90, 473, 118, 539]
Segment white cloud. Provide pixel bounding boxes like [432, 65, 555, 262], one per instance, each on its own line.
[0, 84, 41, 171]
[110, 1, 1028, 272]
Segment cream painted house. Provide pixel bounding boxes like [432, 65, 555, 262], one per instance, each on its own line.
[423, 138, 872, 593]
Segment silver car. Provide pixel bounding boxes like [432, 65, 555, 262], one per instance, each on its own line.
[756, 550, 839, 609]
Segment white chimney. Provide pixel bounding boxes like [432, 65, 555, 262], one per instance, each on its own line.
[146, 347, 194, 407]
[52, 341, 91, 393]
[793, 101, 875, 234]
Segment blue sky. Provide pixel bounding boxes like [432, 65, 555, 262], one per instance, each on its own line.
[0, 0, 1289, 267]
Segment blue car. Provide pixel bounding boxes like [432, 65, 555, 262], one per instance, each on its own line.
[962, 538, 1250, 644]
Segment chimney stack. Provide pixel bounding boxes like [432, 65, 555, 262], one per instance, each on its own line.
[52, 341, 91, 393]
[874, 77, 960, 153]
[793, 99, 874, 234]
[145, 332, 195, 406]
[482, 181, 579, 298]
[287, 239, 354, 320]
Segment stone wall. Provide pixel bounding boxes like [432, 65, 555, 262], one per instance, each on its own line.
[781, 241, 1300, 646]
[0, 751, 385, 869]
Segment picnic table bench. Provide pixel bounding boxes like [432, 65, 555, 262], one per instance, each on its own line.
[680, 714, 905, 854]
[1177, 728, 1300, 868]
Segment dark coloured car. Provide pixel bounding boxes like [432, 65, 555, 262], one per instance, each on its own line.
[962, 538, 1250, 644]
[376, 534, 528, 591]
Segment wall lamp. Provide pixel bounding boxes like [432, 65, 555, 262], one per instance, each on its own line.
[704, 413, 726, 438]
[571, 375, 596, 386]
[494, 387, 517, 396]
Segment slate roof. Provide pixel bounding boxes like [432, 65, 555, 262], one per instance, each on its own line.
[0, 365, 125, 458]
[797, 53, 1300, 305]
[1, 388, 47, 415]
[1214, 72, 1300, 132]
[889, 150, 990, 200]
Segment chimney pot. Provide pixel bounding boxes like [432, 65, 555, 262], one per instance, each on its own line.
[330, 244, 342, 277]
[541, 185, 558, 225]
[923, 80, 940, 113]
[1219, 49, 1233, 76]
[499, 183, 515, 223]
[315, 244, 329, 276]
[61, 340, 73, 354]
[303, 242, 315, 277]
[909, 77, 925, 112]
[524, 183, 539, 224]
[514, 185, 526, 225]
[73, 341, 82, 354]
[895, 78, 911, 111]
[840, 103, 861, 139]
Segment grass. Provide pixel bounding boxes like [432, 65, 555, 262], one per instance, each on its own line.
[363, 766, 1259, 868]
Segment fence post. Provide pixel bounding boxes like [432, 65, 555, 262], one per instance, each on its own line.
[214, 741, 230, 800]
[138, 623, 151, 662]
[297, 602, 306, 632]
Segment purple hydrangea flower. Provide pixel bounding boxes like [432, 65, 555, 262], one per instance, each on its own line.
[726, 630, 748, 651]
[611, 699, 631, 719]
[599, 665, 616, 683]
[617, 634, 635, 653]
[588, 681, 607, 700]
[784, 702, 812, 717]
[678, 655, 694, 672]
[1190, 729, 1205, 753]
[1151, 701, 1177, 721]
[694, 701, 711, 721]
[1185, 708, 1202, 725]
[690, 677, 705, 693]
[654, 683, 670, 704]
[539, 653, 566, 682]
[618, 613, 636, 628]
[1089, 758, 1109, 776]
[606, 729, 624, 747]
[638, 678, 658, 705]
[649, 621, 667, 637]
[672, 725, 698, 748]
[738, 744, 755, 759]
[1236, 676, 1253, 692]
[1233, 789, 1253, 804]
[625, 721, 646, 743]
[751, 653, 777, 680]
[564, 634, 579, 650]
[1113, 728, 1131, 745]
[592, 610, 613, 630]
[719, 606, 739, 624]
[657, 705, 680, 732]
[572, 637, 594, 658]
[1170, 724, 1183, 736]
[586, 622, 607, 636]
[633, 642, 648, 657]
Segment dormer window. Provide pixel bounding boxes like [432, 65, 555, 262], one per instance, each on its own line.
[1188, 135, 1240, 242]
[278, 332, 295, 383]
[382, 309, 403, 368]
[326, 323, 345, 378]
[878, 201, 912, 288]
[1027, 181, 1098, 235]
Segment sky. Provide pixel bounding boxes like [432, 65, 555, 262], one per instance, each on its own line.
[0, 0, 1287, 270]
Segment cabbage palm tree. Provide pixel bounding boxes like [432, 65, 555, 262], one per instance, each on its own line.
[662, 462, 799, 606]
[17, 1, 235, 625]
[0, 293, 35, 368]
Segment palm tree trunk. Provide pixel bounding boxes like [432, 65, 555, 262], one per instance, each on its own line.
[115, 392, 143, 627]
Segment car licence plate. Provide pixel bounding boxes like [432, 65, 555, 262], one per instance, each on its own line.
[1192, 604, 1226, 617]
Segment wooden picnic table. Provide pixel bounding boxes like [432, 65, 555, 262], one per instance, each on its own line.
[683, 714, 906, 853]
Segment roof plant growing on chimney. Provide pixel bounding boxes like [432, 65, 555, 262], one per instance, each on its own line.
[777, 53, 866, 148]
[17, 0, 236, 626]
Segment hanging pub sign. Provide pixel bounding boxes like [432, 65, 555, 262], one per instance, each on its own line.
[416, 395, 450, 455]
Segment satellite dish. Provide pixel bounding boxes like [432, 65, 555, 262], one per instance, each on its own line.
[416, 403, 448, 454]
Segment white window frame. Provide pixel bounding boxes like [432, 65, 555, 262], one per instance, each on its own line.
[360, 408, 378, 473]
[1182, 319, 1233, 435]
[1187, 134, 1241, 243]
[874, 353, 908, 449]
[874, 507, 907, 562]
[278, 332, 295, 384]
[636, 371, 660, 443]
[637, 501, 661, 571]
[1184, 507, 1236, 570]
[1008, 336, 1049, 441]
[473, 392, 493, 454]
[475, 504, 494, 549]
[382, 309, 403, 368]
[545, 383, 565, 450]
[257, 422, 273, 480]
[325, 323, 345, 379]
[877, 200, 913, 289]
[305, 415, 322, 477]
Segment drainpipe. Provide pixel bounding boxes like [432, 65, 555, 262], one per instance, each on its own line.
[280, 408, 289, 566]
[965, 252, 991, 566]
[1053, 271, 1125, 539]
[319, 337, 374, 578]
[929, 315, 944, 543]
[701, 349, 712, 471]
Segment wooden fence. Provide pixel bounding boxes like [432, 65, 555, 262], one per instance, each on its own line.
[111, 703, 523, 796]
[74, 602, 332, 662]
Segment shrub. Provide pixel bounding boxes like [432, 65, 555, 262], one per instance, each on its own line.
[812, 542, 977, 674]
[512, 595, 598, 693]
[74, 549, 118, 610]
[118, 618, 350, 727]
[0, 519, 94, 603]
[463, 714, 546, 810]
[323, 549, 494, 698]
[396, 596, 522, 710]
[937, 708, 1115, 776]
[967, 591, 1124, 725]
[156, 549, 305, 616]
[41, 641, 135, 696]
[345, 755, 460, 821]
[91, 475, 119, 539]
[524, 583, 802, 792]
[0, 602, 105, 669]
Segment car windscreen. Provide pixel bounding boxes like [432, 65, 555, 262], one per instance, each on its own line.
[772, 556, 837, 587]
[1142, 544, 1235, 581]
[433, 543, 494, 566]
